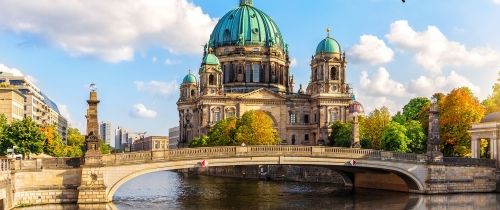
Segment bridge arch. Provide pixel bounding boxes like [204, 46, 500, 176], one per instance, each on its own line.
[104, 155, 425, 201]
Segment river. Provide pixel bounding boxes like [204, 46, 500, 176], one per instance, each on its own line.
[17, 171, 500, 210]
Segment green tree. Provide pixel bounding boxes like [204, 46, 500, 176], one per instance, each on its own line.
[402, 97, 431, 121]
[190, 135, 209, 147]
[100, 141, 111, 154]
[0, 118, 44, 158]
[392, 111, 406, 125]
[360, 107, 391, 149]
[234, 110, 279, 145]
[381, 122, 410, 153]
[440, 87, 485, 157]
[329, 121, 353, 147]
[65, 128, 85, 156]
[483, 75, 500, 114]
[405, 120, 426, 153]
[207, 117, 238, 146]
[0, 114, 7, 139]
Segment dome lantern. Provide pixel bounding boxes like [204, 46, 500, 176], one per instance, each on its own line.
[240, 0, 253, 6]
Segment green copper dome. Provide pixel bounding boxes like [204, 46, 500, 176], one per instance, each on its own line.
[316, 35, 341, 55]
[202, 53, 220, 65]
[208, 0, 285, 50]
[182, 73, 197, 84]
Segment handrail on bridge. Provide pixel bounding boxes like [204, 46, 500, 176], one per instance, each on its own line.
[0, 146, 496, 170]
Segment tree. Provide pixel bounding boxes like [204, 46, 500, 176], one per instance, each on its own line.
[100, 141, 111, 154]
[483, 75, 500, 114]
[402, 97, 431, 121]
[0, 118, 44, 158]
[360, 107, 391, 149]
[329, 121, 352, 147]
[234, 110, 279, 145]
[40, 125, 66, 157]
[405, 120, 426, 153]
[381, 122, 410, 153]
[440, 87, 485, 157]
[392, 111, 406, 125]
[207, 117, 238, 146]
[190, 135, 209, 147]
[65, 128, 85, 157]
[0, 114, 7, 139]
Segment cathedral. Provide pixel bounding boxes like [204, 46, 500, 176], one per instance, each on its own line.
[177, 0, 364, 147]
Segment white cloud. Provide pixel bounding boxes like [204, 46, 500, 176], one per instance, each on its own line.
[349, 35, 394, 65]
[134, 80, 177, 97]
[290, 58, 298, 67]
[129, 104, 157, 119]
[0, 64, 23, 76]
[151, 57, 158, 63]
[0, 63, 39, 89]
[359, 67, 407, 97]
[164, 58, 179, 65]
[409, 71, 480, 97]
[386, 20, 500, 74]
[493, 0, 500, 5]
[57, 103, 84, 131]
[0, 0, 217, 62]
[356, 94, 399, 115]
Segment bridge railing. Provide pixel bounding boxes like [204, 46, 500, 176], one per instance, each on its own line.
[0, 159, 10, 171]
[5, 146, 495, 169]
[99, 146, 430, 166]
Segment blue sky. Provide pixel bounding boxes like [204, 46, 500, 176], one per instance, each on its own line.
[0, 0, 499, 142]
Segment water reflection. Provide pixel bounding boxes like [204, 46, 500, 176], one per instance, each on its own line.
[16, 171, 500, 210]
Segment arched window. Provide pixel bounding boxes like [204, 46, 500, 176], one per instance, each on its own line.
[318, 65, 323, 80]
[252, 64, 260, 82]
[331, 67, 338, 80]
[330, 109, 338, 123]
[289, 112, 297, 124]
[209, 74, 215, 85]
[190, 89, 195, 97]
[291, 135, 296, 145]
[313, 68, 317, 81]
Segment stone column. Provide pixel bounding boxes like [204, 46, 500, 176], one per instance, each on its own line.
[426, 100, 443, 162]
[471, 137, 480, 158]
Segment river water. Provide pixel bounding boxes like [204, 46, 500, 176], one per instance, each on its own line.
[18, 171, 500, 210]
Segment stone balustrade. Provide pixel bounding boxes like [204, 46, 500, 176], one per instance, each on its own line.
[1, 146, 496, 170]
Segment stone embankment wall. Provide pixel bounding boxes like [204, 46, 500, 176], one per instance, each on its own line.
[13, 168, 82, 206]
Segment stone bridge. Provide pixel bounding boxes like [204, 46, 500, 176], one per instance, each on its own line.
[0, 146, 497, 208]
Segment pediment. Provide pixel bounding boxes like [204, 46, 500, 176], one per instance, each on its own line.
[238, 88, 285, 100]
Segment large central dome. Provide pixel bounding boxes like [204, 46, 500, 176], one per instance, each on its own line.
[208, 0, 285, 50]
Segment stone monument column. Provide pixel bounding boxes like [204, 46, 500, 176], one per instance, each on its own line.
[351, 115, 361, 148]
[78, 84, 107, 204]
[427, 98, 443, 162]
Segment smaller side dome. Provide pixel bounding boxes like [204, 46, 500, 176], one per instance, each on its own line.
[316, 28, 341, 55]
[182, 73, 197, 84]
[480, 112, 500, 123]
[202, 53, 220, 66]
[316, 37, 341, 55]
[349, 100, 364, 115]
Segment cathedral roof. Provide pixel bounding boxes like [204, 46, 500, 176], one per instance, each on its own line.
[316, 30, 341, 55]
[208, 0, 285, 51]
[182, 72, 197, 84]
[202, 53, 220, 66]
